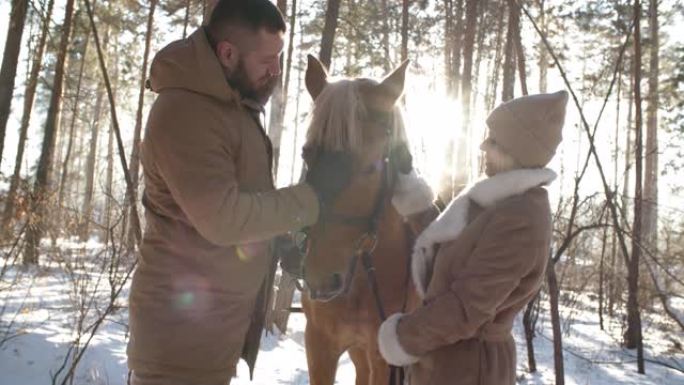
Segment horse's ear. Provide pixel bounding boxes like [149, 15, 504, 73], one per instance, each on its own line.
[305, 55, 329, 100]
[374, 59, 409, 109]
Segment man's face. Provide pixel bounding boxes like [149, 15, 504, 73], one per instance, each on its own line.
[220, 29, 284, 105]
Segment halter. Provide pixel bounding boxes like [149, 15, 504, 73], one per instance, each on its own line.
[298, 109, 396, 299]
[298, 109, 410, 385]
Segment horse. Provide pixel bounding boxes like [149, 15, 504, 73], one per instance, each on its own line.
[296, 55, 428, 385]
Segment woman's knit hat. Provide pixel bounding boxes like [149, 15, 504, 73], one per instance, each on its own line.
[485, 90, 569, 168]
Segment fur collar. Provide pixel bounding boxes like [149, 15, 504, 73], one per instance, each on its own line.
[411, 168, 557, 298]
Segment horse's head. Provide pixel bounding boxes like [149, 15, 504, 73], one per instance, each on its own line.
[300, 55, 411, 301]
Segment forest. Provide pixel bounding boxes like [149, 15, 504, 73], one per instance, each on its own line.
[0, 0, 683, 384]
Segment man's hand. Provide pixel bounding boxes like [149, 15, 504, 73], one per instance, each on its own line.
[275, 235, 304, 278]
[305, 150, 353, 210]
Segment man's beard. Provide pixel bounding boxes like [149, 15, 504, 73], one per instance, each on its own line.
[226, 59, 278, 105]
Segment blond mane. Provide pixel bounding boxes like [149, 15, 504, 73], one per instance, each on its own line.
[304, 79, 408, 153]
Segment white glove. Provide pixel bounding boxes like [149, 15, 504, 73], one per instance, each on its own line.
[391, 170, 434, 217]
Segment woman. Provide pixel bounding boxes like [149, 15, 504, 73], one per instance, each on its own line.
[378, 91, 569, 385]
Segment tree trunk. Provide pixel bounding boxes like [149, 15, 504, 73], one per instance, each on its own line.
[291, 22, 304, 184]
[2, 0, 55, 235]
[401, 0, 409, 62]
[461, 0, 477, 127]
[502, 0, 518, 102]
[283, 0, 297, 107]
[267, 1, 287, 180]
[84, 0, 142, 246]
[23, 0, 76, 265]
[381, 0, 391, 71]
[182, 0, 191, 39]
[80, 85, 104, 242]
[608, 55, 622, 318]
[459, 0, 477, 180]
[624, 0, 645, 374]
[128, 0, 158, 245]
[450, 0, 465, 96]
[80, 26, 110, 242]
[513, 2, 528, 96]
[0, 0, 29, 167]
[538, 0, 547, 93]
[103, 125, 114, 242]
[522, 291, 539, 373]
[444, 0, 453, 91]
[547, 259, 565, 385]
[319, 0, 341, 69]
[642, 0, 658, 273]
[471, 0, 488, 111]
[486, 0, 506, 110]
[599, 218, 608, 330]
[58, 18, 94, 220]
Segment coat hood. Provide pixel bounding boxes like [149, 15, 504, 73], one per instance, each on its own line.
[148, 27, 241, 105]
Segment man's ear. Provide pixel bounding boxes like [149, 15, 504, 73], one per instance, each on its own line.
[216, 41, 239, 71]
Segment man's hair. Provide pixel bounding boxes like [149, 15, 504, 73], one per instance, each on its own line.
[207, 0, 286, 49]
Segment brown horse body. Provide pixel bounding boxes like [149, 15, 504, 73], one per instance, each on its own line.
[299, 56, 427, 385]
[302, 202, 420, 385]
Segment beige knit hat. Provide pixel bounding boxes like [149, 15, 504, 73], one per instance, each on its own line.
[485, 90, 569, 168]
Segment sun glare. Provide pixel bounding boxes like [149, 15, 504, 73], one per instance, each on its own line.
[403, 88, 469, 195]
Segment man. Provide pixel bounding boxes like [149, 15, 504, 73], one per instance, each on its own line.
[127, 1, 354, 384]
[378, 91, 568, 385]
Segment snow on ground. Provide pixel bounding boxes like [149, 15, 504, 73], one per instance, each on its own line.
[1, 262, 683, 385]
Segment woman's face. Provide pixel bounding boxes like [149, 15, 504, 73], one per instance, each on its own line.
[480, 136, 519, 177]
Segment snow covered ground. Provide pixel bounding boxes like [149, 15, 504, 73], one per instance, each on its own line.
[1, 259, 683, 385]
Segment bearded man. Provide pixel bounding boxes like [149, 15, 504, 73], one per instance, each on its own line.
[126, 1, 354, 384]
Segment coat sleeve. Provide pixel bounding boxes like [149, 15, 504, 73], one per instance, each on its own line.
[396, 211, 538, 356]
[145, 94, 319, 247]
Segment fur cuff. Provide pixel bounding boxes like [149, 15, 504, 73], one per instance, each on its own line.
[392, 170, 435, 217]
[378, 313, 420, 366]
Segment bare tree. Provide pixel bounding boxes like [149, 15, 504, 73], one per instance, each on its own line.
[502, 0, 519, 101]
[513, 1, 528, 96]
[381, 0, 391, 71]
[80, 83, 105, 242]
[642, 0, 658, 271]
[283, 0, 297, 108]
[58, 14, 94, 221]
[537, 0, 548, 93]
[2, 0, 55, 235]
[0, 0, 29, 166]
[485, 0, 506, 110]
[24, 0, 77, 265]
[182, 0, 192, 38]
[268, 0, 287, 178]
[460, 0, 478, 132]
[624, 0, 645, 374]
[450, 0, 465, 96]
[319, 0, 341, 68]
[84, 0, 142, 246]
[401, 0, 410, 62]
[128, 0, 158, 244]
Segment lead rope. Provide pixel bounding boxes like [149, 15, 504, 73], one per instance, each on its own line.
[359, 130, 407, 385]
